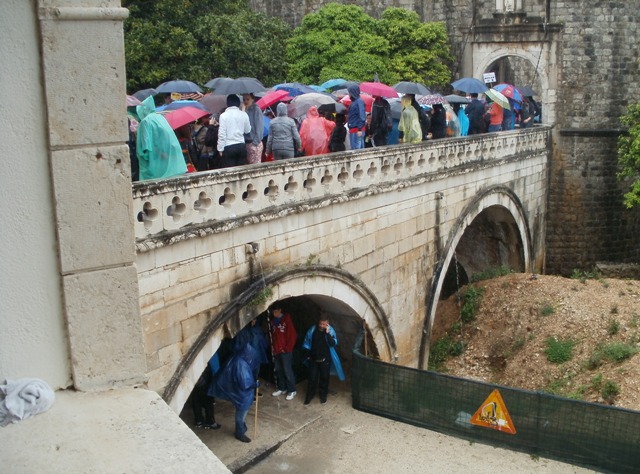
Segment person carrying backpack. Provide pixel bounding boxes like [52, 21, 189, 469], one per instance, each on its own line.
[370, 96, 392, 146]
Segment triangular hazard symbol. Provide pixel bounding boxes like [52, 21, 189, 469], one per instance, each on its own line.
[470, 389, 516, 435]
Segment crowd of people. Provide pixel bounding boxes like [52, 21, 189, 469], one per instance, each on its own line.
[191, 304, 345, 444]
[129, 85, 541, 182]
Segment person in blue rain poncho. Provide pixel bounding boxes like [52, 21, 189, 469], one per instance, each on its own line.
[135, 95, 187, 180]
[208, 334, 259, 443]
[302, 315, 345, 405]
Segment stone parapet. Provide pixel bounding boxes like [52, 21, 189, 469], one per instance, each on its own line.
[133, 127, 550, 246]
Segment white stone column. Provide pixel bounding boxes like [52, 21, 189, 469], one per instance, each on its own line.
[37, 0, 146, 390]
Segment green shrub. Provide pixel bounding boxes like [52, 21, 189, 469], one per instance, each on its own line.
[460, 285, 484, 323]
[591, 374, 603, 390]
[601, 380, 620, 403]
[601, 342, 638, 362]
[539, 302, 555, 316]
[429, 335, 466, 371]
[607, 319, 620, 336]
[545, 337, 576, 364]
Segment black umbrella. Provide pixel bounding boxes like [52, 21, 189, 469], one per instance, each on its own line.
[132, 88, 157, 101]
[205, 77, 234, 89]
[317, 102, 347, 116]
[393, 81, 432, 96]
[388, 98, 403, 120]
[518, 85, 537, 97]
[156, 80, 203, 94]
[444, 94, 471, 104]
[213, 77, 266, 95]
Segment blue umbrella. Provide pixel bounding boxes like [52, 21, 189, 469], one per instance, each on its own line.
[309, 85, 326, 92]
[274, 82, 316, 97]
[157, 100, 210, 112]
[132, 88, 157, 101]
[262, 114, 271, 138]
[320, 78, 347, 90]
[451, 78, 488, 94]
[156, 80, 203, 94]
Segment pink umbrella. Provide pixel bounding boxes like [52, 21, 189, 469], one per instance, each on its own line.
[359, 82, 398, 98]
[340, 93, 374, 113]
[256, 90, 292, 110]
[162, 106, 209, 130]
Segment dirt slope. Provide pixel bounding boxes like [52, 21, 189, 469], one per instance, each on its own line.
[434, 273, 640, 410]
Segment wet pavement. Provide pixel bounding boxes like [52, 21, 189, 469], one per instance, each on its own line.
[183, 379, 593, 474]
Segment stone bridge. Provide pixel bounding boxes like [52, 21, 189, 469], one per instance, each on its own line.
[133, 127, 550, 412]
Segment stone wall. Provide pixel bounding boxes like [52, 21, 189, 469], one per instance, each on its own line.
[133, 128, 550, 410]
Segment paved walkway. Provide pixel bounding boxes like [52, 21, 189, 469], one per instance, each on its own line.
[185, 380, 594, 473]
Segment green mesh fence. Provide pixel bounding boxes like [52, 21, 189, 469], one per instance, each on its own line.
[351, 340, 640, 473]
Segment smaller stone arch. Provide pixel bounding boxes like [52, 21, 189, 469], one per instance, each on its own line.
[163, 266, 396, 413]
[471, 43, 556, 125]
[418, 185, 532, 369]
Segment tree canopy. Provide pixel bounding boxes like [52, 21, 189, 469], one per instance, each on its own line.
[286, 4, 453, 86]
[617, 102, 640, 208]
[123, 0, 291, 92]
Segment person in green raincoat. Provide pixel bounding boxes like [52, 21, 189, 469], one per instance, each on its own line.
[136, 95, 187, 180]
[398, 95, 422, 144]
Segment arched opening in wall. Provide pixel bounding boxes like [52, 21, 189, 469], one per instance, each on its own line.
[485, 55, 541, 93]
[178, 293, 378, 438]
[431, 205, 525, 343]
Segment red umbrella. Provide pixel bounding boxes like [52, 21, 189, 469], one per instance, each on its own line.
[162, 106, 209, 130]
[340, 93, 374, 113]
[493, 83, 523, 102]
[359, 82, 398, 98]
[256, 90, 291, 110]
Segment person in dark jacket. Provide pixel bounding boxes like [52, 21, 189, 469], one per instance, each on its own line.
[347, 85, 366, 150]
[302, 316, 344, 405]
[329, 113, 347, 152]
[266, 103, 301, 160]
[465, 93, 486, 135]
[209, 337, 259, 443]
[191, 365, 221, 430]
[429, 104, 447, 139]
[370, 96, 392, 146]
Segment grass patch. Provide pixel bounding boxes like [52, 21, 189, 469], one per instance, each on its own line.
[460, 285, 484, 323]
[570, 268, 601, 284]
[591, 374, 603, 390]
[607, 319, 620, 336]
[545, 337, 576, 364]
[470, 266, 513, 282]
[610, 305, 619, 315]
[429, 334, 465, 371]
[539, 302, 555, 316]
[601, 380, 620, 404]
[600, 342, 638, 362]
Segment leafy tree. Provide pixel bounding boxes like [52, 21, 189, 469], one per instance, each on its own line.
[123, 0, 291, 91]
[286, 4, 453, 87]
[617, 102, 640, 208]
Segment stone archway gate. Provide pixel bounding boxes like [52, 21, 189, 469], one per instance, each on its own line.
[133, 128, 550, 411]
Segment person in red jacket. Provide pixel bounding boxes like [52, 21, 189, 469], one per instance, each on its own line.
[269, 303, 298, 400]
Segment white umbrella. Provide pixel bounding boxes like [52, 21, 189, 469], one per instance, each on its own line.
[485, 88, 511, 110]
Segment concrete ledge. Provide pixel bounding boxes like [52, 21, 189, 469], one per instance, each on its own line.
[0, 388, 229, 473]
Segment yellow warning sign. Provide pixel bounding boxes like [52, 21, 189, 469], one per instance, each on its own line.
[470, 389, 516, 435]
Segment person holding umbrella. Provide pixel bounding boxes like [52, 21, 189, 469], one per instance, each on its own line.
[485, 98, 504, 133]
[465, 93, 486, 135]
[347, 85, 366, 150]
[135, 95, 187, 180]
[369, 96, 392, 146]
[266, 103, 301, 160]
[218, 94, 251, 168]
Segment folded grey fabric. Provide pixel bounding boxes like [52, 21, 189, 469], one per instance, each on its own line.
[0, 378, 55, 426]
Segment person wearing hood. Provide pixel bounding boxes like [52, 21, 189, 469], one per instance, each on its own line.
[208, 336, 259, 443]
[398, 95, 422, 144]
[135, 95, 187, 180]
[242, 93, 264, 165]
[299, 106, 335, 156]
[266, 103, 301, 160]
[347, 84, 366, 149]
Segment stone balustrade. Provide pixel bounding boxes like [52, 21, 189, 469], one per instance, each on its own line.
[132, 127, 549, 248]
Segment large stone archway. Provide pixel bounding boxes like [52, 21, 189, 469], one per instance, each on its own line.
[419, 186, 532, 369]
[163, 266, 395, 413]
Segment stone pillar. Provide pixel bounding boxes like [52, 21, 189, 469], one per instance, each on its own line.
[37, 1, 146, 390]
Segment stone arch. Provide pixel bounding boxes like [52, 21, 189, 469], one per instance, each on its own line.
[163, 266, 396, 413]
[471, 44, 556, 125]
[418, 185, 532, 369]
